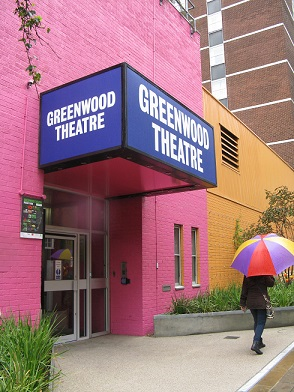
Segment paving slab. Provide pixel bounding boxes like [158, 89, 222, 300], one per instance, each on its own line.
[249, 348, 294, 392]
[53, 326, 294, 392]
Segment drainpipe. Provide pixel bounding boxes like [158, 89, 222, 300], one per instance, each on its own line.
[155, 195, 158, 313]
[19, 95, 46, 200]
[153, 0, 156, 82]
[20, 96, 28, 195]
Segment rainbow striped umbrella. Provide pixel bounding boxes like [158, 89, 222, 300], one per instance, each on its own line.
[231, 233, 294, 277]
[51, 248, 72, 260]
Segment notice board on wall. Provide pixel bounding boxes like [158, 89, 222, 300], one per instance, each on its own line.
[20, 196, 43, 239]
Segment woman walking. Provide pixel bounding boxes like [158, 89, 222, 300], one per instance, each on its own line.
[240, 275, 275, 354]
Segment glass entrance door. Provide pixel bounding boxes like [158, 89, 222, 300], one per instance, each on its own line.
[42, 234, 77, 342]
[42, 188, 109, 340]
[42, 230, 108, 341]
[91, 233, 108, 335]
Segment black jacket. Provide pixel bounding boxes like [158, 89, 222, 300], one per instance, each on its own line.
[240, 275, 275, 309]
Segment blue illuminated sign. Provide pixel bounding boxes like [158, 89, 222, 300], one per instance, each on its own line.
[126, 68, 216, 186]
[39, 63, 216, 188]
[39, 66, 122, 167]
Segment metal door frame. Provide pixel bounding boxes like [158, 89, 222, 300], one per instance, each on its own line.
[44, 227, 91, 343]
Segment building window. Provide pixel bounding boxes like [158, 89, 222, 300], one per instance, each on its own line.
[174, 225, 183, 287]
[211, 63, 226, 80]
[207, 1, 227, 106]
[209, 30, 223, 47]
[207, 0, 221, 15]
[219, 97, 228, 107]
[44, 237, 54, 249]
[191, 228, 199, 285]
[220, 125, 239, 170]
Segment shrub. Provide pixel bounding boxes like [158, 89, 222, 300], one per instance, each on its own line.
[0, 312, 62, 392]
[269, 282, 294, 307]
[168, 281, 294, 314]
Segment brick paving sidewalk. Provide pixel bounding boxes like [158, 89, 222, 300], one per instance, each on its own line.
[250, 349, 294, 391]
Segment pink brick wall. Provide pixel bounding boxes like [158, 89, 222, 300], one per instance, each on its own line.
[109, 198, 144, 335]
[141, 191, 209, 335]
[1, 1, 206, 333]
[110, 190, 209, 336]
[1, 6, 44, 319]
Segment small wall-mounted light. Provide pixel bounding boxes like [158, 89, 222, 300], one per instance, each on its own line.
[27, 80, 34, 89]
[27, 80, 34, 88]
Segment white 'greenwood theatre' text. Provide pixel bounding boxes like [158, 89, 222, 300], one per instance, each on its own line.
[138, 84, 210, 173]
[46, 91, 116, 141]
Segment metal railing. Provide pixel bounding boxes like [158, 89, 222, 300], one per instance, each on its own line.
[161, 0, 196, 34]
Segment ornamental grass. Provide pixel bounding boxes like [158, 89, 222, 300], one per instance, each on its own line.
[169, 281, 294, 315]
[0, 312, 62, 392]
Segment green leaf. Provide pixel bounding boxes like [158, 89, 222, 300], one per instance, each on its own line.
[25, 64, 36, 72]
[15, 0, 53, 91]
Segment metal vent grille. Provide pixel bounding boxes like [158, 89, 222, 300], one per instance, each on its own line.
[220, 125, 239, 170]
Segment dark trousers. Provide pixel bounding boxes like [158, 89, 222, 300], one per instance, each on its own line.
[250, 309, 267, 342]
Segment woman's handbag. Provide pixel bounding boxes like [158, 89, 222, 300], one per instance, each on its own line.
[262, 294, 275, 319]
[258, 285, 275, 319]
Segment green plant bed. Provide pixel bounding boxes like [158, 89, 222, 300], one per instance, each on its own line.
[169, 282, 294, 315]
[0, 312, 62, 392]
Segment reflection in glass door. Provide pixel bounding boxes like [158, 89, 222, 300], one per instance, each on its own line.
[42, 189, 108, 341]
[42, 235, 76, 342]
[42, 230, 108, 341]
[91, 232, 108, 335]
[79, 234, 88, 339]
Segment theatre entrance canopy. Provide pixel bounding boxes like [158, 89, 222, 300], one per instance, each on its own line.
[39, 63, 217, 198]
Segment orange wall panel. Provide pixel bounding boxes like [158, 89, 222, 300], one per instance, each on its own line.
[204, 89, 294, 289]
[204, 89, 294, 212]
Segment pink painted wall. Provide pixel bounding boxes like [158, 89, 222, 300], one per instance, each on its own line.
[142, 191, 209, 335]
[109, 190, 209, 336]
[1, 9, 44, 319]
[109, 198, 143, 335]
[1, 1, 207, 333]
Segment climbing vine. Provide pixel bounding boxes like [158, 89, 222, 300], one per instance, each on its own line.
[14, 0, 50, 90]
